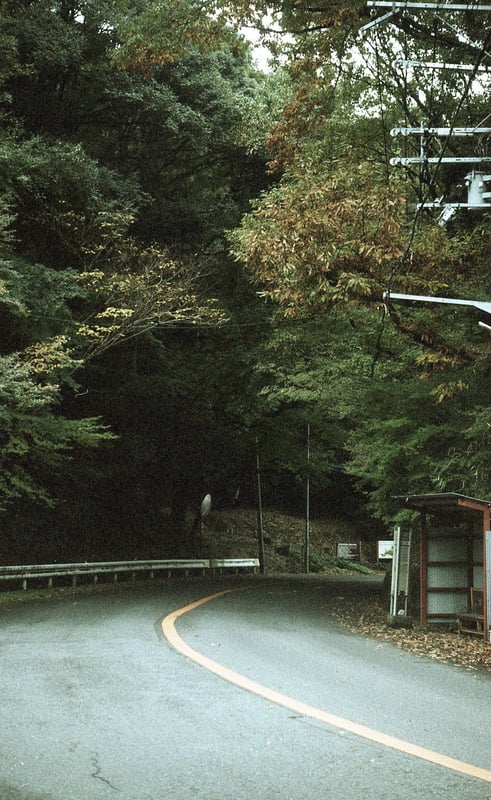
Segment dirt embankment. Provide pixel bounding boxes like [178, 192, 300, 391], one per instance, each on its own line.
[202, 507, 380, 573]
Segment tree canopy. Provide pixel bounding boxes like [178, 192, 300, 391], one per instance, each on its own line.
[228, 1, 491, 521]
[0, 0, 489, 562]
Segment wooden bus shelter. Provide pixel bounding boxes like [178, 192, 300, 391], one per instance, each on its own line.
[395, 493, 491, 642]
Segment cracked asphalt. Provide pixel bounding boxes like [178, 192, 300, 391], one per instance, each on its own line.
[0, 575, 490, 800]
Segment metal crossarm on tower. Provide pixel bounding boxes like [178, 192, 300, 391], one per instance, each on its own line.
[366, 1, 491, 224]
[383, 292, 491, 316]
[391, 127, 491, 137]
[367, 2, 491, 11]
[390, 156, 491, 164]
[393, 58, 491, 72]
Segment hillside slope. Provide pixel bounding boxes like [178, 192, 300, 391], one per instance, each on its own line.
[200, 507, 381, 574]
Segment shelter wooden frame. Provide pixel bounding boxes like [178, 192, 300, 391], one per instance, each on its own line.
[394, 493, 491, 642]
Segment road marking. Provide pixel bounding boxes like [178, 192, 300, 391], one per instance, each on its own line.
[162, 589, 491, 784]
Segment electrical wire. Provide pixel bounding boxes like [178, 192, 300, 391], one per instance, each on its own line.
[374, 37, 392, 184]
[382, 8, 491, 294]
[368, 4, 491, 371]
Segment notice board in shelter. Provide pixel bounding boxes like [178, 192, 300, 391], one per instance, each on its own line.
[425, 525, 470, 621]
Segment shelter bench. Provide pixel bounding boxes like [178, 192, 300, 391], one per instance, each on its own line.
[456, 587, 485, 637]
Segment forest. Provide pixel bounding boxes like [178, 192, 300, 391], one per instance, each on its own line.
[0, 0, 489, 563]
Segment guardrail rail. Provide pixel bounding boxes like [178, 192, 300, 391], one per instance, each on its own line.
[0, 558, 259, 591]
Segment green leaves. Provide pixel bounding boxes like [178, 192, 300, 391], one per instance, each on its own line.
[113, 0, 241, 75]
[0, 341, 114, 510]
[225, 0, 491, 526]
[0, 0, 270, 532]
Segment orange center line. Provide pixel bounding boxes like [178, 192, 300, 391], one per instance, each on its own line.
[161, 589, 491, 784]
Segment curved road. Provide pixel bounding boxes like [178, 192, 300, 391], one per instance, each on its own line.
[0, 575, 490, 800]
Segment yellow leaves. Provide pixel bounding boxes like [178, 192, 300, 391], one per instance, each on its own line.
[77, 270, 105, 286]
[76, 324, 99, 340]
[120, 46, 176, 76]
[112, 0, 236, 77]
[413, 348, 469, 402]
[331, 272, 373, 301]
[431, 381, 470, 404]
[416, 351, 463, 371]
[24, 336, 80, 376]
[95, 306, 134, 320]
[73, 248, 227, 362]
[57, 209, 138, 273]
[416, 353, 469, 396]
[76, 323, 121, 340]
[231, 160, 406, 313]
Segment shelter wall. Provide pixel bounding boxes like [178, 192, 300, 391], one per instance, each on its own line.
[424, 524, 482, 624]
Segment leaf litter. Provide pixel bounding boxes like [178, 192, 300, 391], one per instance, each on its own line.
[329, 596, 491, 673]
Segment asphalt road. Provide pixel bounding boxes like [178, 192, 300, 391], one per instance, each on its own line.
[0, 575, 490, 800]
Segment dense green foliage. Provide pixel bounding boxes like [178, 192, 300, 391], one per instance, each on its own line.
[0, 0, 489, 562]
[227, 1, 491, 522]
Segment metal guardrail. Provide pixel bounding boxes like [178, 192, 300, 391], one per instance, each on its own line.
[0, 558, 260, 590]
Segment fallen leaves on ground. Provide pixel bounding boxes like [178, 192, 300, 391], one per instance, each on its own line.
[329, 597, 491, 673]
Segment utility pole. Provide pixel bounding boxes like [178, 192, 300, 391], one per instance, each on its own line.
[256, 438, 265, 574]
[364, 1, 491, 226]
[304, 423, 311, 574]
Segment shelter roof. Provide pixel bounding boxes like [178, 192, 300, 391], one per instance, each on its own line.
[393, 492, 491, 518]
